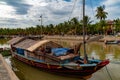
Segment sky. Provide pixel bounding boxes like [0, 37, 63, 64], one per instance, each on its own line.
[0, 0, 120, 28]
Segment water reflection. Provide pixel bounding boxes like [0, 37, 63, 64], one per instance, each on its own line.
[81, 42, 120, 61]
[0, 38, 10, 48]
[11, 58, 84, 80]
[0, 38, 9, 44]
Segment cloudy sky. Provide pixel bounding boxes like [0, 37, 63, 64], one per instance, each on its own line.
[0, 0, 120, 28]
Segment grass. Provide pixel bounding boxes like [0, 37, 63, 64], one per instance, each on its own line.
[0, 50, 11, 56]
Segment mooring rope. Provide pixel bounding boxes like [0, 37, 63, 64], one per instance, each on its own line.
[105, 66, 113, 80]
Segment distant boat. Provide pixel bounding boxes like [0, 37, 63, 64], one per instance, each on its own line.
[8, 0, 109, 78]
[105, 40, 120, 44]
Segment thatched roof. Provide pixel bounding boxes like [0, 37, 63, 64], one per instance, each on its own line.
[7, 37, 25, 45]
[9, 37, 62, 52]
[27, 40, 50, 52]
[14, 39, 37, 50]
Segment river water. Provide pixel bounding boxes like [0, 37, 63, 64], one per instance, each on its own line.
[2, 41, 120, 80]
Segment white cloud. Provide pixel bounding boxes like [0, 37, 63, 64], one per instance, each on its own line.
[24, 0, 48, 6]
[101, 0, 120, 20]
[25, 0, 79, 25]
[0, 1, 7, 5]
[0, 0, 88, 28]
[0, 0, 120, 28]
[101, 0, 120, 6]
[0, 4, 16, 18]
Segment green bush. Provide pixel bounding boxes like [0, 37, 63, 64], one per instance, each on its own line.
[0, 50, 11, 56]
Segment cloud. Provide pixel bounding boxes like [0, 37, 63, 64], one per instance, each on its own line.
[101, 0, 120, 20]
[101, 0, 120, 7]
[0, 0, 84, 28]
[27, 0, 79, 25]
[0, 0, 120, 28]
[4, 0, 32, 15]
[0, 2, 15, 18]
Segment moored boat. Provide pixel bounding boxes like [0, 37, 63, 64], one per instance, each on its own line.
[105, 40, 120, 44]
[8, 37, 109, 77]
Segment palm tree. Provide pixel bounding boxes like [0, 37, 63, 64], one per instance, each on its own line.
[96, 5, 108, 21]
[80, 16, 93, 35]
[81, 16, 93, 27]
[70, 17, 79, 35]
[96, 5, 108, 34]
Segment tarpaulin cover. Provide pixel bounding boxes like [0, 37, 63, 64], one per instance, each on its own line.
[16, 48, 24, 55]
[52, 48, 70, 56]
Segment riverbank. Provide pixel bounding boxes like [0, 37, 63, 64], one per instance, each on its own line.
[100, 35, 120, 42]
[44, 35, 120, 42]
[0, 54, 19, 80]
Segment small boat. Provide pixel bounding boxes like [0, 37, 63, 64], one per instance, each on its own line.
[8, 0, 109, 78]
[105, 40, 120, 44]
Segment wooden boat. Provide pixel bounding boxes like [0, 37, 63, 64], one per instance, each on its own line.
[8, 0, 109, 78]
[8, 37, 109, 77]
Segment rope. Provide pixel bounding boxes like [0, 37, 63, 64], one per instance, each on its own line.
[90, 0, 95, 21]
[68, 0, 77, 21]
[105, 66, 113, 80]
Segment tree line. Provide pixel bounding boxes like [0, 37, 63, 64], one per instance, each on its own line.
[0, 5, 120, 36]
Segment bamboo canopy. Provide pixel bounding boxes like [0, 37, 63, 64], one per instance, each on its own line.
[14, 39, 37, 50]
[27, 40, 50, 52]
[7, 37, 25, 45]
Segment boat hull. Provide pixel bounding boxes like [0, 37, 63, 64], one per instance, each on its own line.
[13, 53, 109, 77]
[105, 40, 120, 44]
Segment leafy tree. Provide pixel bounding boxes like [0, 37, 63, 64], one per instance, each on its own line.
[114, 18, 120, 32]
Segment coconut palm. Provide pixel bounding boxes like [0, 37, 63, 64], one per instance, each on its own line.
[70, 17, 79, 35]
[96, 5, 108, 21]
[80, 16, 93, 34]
[81, 16, 93, 27]
[96, 5, 108, 34]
